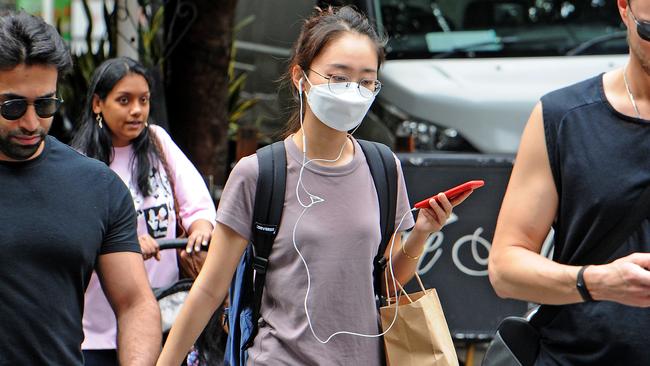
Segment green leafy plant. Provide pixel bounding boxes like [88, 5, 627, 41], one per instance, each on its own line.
[227, 15, 259, 140]
[136, 0, 165, 68]
[56, 0, 118, 139]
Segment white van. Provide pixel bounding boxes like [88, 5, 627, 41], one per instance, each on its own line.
[354, 0, 628, 153]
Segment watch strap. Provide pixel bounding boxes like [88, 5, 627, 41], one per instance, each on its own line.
[576, 265, 594, 302]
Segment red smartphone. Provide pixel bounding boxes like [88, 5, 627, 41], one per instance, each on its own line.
[414, 180, 485, 209]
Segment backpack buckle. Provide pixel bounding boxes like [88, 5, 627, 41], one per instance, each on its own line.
[375, 256, 387, 270]
[253, 256, 269, 274]
[376, 294, 387, 308]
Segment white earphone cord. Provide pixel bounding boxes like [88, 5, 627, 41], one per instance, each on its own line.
[294, 80, 410, 343]
[294, 208, 416, 343]
[296, 78, 360, 209]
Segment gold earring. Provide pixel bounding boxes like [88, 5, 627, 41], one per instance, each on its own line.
[96, 114, 103, 129]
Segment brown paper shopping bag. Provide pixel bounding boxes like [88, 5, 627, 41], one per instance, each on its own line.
[380, 272, 459, 366]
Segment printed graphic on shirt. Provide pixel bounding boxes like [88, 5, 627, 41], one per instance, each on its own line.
[132, 166, 176, 239]
[144, 203, 170, 238]
[149, 166, 173, 200]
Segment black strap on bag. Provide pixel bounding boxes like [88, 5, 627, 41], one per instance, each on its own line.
[244, 139, 398, 348]
[245, 141, 287, 348]
[357, 139, 398, 307]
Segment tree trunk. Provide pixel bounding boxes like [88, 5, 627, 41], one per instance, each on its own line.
[165, 0, 237, 186]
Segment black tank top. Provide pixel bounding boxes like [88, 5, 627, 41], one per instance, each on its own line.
[537, 74, 650, 365]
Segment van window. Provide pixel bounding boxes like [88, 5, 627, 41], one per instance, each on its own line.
[378, 0, 627, 58]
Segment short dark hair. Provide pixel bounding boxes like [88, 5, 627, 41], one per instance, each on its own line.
[0, 11, 72, 74]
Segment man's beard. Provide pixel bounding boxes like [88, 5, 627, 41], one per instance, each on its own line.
[630, 34, 650, 76]
[0, 129, 46, 160]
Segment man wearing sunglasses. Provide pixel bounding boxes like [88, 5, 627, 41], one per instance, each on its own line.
[0, 12, 161, 365]
[488, 1, 650, 365]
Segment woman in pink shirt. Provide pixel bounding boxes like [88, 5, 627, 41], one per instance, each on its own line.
[71, 57, 216, 366]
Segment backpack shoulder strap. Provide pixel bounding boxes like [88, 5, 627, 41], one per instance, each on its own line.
[252, 141, 287, 261]
[246, 141, 287, 348]
[357, 139, 397, 306]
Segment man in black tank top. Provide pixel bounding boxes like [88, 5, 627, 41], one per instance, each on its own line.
[489, 1, 650, 365]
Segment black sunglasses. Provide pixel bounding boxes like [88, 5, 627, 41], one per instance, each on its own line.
[0, 97, 63, 120]
[630, 6, 650, 42]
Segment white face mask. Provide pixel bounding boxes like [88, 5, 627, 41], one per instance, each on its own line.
[303, 75, 376, 132]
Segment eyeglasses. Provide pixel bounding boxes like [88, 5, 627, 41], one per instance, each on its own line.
[308, 69, 381, 98]
[0, 97, 63, 120]
[629, 5, 650, 42]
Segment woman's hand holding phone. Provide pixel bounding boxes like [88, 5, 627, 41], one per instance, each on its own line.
[411, 180, 484, 235]
[413, 192, 455, 235]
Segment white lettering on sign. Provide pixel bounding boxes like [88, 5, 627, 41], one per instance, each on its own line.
[451, 227, 491, 276]
[402, 207, 556, 281]
[407, 213, 492, 277]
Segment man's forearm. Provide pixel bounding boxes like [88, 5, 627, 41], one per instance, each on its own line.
[116, 296, 162, 365]
[489, 245, 581, 304]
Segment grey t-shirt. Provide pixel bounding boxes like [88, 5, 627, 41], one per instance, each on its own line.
[217, 137, 415, 365]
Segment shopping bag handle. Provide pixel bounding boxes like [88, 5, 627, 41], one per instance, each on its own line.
[396, 281, 413, 303]
[413, 271, 426, 293]
[385, 269, 428, 305]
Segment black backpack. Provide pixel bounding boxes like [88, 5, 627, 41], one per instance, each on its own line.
[224, 139, 399, 366]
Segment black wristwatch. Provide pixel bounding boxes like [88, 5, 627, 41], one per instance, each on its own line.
[576, 265, 594, 302]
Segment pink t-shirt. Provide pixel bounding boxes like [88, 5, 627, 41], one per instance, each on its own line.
[82, 125, 216, 350]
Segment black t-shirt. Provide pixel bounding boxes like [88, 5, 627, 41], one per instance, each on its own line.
[0, 136, 140, 365]
[537, 75, 650, 365]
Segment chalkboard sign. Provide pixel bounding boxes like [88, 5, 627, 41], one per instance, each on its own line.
[398, 153, 528, 341]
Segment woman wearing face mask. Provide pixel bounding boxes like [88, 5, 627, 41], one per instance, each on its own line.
[70, 57, 216, 366]
[158, 6, 472, 365]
